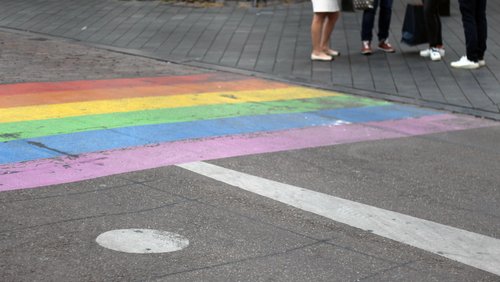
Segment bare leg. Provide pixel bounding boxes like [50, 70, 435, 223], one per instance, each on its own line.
[311, 13, 329, 56]
[320, 12, 340, 52]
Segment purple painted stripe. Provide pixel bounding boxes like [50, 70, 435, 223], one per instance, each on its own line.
[0, 114, 496, 191]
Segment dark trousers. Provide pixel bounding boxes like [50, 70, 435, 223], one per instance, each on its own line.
[424, 0, 443, 47]
[458, 0, 487, 62]
[361, 0, 394, 42]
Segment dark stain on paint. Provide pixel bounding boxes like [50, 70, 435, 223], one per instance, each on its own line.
[29, 37, 48, 41]
[221, 94, 238, 99]
[1, 170, 20, 175]
[0, 133, 21, 139]
[27, 141, 79, 158]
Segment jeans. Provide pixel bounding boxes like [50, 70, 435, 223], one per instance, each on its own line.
[458, 0, 487, 62]
[424, 0, 443, 48]
[361, 0, 394, 42]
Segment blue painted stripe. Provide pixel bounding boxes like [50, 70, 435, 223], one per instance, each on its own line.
[0, 104, 439, 164]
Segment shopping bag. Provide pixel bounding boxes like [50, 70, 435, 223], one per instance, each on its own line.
[401, 4, 428, 46]
[343, 0, 374, 12]
[353, 0, 374, 10]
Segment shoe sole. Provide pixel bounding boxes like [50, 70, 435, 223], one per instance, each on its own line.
[311, 56, 333, 61]
[325, 51, 341, 57]
[378, 48, 395, 53]
[423, 52, 445, 58]
[361, 51, 372, 56]
[451, 64, 479, 69]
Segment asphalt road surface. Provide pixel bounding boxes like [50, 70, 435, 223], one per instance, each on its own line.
[1, 30, 499, 282]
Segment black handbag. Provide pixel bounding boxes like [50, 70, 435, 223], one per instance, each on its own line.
[341, 0, 355, 11]
[401, 4, 428, 46]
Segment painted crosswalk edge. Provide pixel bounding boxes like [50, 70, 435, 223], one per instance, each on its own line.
[178, 161, 500, 276]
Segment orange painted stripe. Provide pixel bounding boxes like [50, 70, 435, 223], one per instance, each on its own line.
[0, 79, 290, 108]
[0, 73, 244, 96]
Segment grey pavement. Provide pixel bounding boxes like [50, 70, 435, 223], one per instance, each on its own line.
[1, 2, 500, 282]
[1, 0, 499, 120]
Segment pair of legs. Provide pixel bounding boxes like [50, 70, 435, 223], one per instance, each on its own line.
[458, 0, 487, 62]
[311, 12, 340, 57]
[424, 0, 443, 48]
[420, 0, 445, 61]
[361, 0, 393, 43]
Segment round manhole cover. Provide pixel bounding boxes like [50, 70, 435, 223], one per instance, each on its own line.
[96, 229, 189, 254]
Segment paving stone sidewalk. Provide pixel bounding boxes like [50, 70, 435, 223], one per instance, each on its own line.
[0, 0, 499, 119]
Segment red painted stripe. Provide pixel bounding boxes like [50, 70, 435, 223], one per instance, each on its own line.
[0, 72, 244, 96]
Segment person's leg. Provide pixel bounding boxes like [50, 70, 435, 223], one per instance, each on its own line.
[475, 0, 487, 60]
[424, 0, 441, 47]
[421, 0, 444, 60]
[320, 12, 340, 53]
[311, 12, 331, 60]
[458, 0, 479, 62]
[435, 0, 443, 47]
[377, 0, 393, 41]
[361, 0, 378, 54]
[361, 0, 379, 42]
[451, 0, 479, 68]
[376, 0, 395, 52]
[311, 13, 327, 55]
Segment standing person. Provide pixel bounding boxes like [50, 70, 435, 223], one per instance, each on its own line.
[420, 0, 445, 61]
[361, 0, 396, 55]
[451, 0, 487, 69]
[310, 0, 341, 61]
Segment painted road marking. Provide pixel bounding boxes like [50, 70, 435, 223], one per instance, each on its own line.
[0, 104, 438, 163]
[177, 161, 500, 276]
[0, 95, 385, 142]
[1, 114, 495, 191]
[0, 87, 339, 123]
[1, 77, 289, 108]
[1, 74, 498, 191]
[0, 73, 221, 96]
[96, 229, 189, 254]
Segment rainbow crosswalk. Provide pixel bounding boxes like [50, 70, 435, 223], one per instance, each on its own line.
[0, 73, 496, 191]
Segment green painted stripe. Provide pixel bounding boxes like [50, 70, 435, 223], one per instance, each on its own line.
[0, 95, 387, 142]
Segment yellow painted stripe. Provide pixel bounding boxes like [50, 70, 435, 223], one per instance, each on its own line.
[0, 87, 342, 123]
[0, 79, 290, 108]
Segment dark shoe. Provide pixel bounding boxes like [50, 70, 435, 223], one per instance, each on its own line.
[378, 39, 395, 53]
[361, 41, 372, 55]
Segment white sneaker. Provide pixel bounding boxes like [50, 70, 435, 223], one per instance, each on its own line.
[451, 56, 479, 69]
[430, 48, 442, 61]
[478, 59, 486, 67]
[420, 47, 445, 58]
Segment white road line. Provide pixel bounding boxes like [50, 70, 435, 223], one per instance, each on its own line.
[177, 161, 500, 276]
